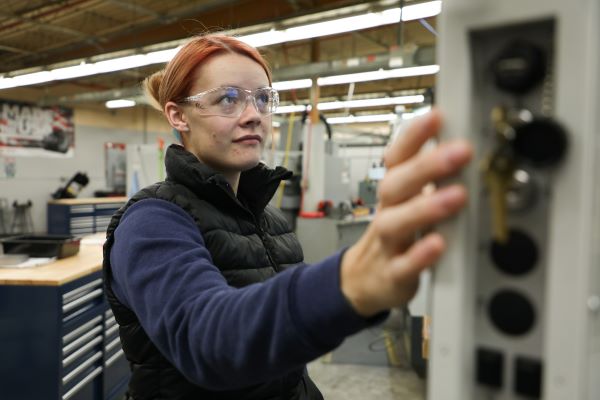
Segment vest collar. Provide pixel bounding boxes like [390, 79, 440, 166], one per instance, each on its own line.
[165, 144, 292, 215]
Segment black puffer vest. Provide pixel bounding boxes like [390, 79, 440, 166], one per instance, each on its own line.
[103, 144, 323, 400]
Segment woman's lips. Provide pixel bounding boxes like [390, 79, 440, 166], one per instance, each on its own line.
[233, 135, 262, 144]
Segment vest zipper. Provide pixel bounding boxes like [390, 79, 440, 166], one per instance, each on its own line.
[212, 179, 280, 271]
[254, 217, 280, 271]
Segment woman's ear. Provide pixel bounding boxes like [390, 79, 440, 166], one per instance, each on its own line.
[165, 101, 189, 132]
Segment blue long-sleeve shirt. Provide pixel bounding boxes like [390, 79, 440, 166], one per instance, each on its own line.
[109, 198, 381, 390]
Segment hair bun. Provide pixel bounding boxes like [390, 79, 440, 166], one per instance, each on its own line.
[143, 70, 164, 111]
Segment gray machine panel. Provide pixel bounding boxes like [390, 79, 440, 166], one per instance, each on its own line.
[429, 1, 600, 400]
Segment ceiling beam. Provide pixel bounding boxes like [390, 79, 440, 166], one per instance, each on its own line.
[0, 43, 35, 55]
[105, 0, 164, 20]
[1, 0, 243, 72]
[0, 11, 98, 41]
[352, 31, 389, 51]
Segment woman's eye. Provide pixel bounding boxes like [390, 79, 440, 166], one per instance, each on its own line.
[218, 95, 238, 105]
[258, 94, 269, 104]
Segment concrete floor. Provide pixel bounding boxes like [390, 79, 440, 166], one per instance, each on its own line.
[308, 359, 426, 400]
[307, 316, 427, 400]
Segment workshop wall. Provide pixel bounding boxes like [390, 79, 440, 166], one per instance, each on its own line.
[0, 106, 172, 234]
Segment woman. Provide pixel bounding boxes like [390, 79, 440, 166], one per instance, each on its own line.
[103, 34, 472, 400]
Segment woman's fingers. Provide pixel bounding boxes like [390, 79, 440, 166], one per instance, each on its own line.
[384, 108, 442, 169]
[378, 139, 473, 208]
[388, 232, 446, 284]
[374, 184, 468, 248]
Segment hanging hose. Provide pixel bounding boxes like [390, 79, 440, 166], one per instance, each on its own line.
[299, 113, 313, 215]
[297, 108, 335, 216]
[157, 137, 165, 181]
[276, 112, 296, 208]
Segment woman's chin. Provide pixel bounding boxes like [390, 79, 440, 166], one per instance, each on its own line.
[240, 159, 262, 171]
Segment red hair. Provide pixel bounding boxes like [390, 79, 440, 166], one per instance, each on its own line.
[144, 34, 272, 111]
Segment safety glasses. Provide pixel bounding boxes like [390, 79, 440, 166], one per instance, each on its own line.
[180, 86, 279, 117]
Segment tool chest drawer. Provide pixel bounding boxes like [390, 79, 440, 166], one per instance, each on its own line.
[48, 199, 126, 235]
[0, 270, 129, 400]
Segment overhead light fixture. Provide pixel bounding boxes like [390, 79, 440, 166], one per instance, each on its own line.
[241, 1, 441, 47]
[272, 79, 313, 91]
[0, 2, 440, 91]
[327, 113, 397, 124]
[275, 105, 309, 114]
[272, 65, 439, 92]
[0, 48, 180, 90]
[105, 99, 136, 109]
[317, 65, 439, 86]
[274, 95, 424, 114]
[318, 94, 424, 110]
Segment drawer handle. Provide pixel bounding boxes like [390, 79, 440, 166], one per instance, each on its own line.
[70, 205, 95, 213]
[105, 323, 119, 338]
[105, 349, 125, 368]
[105, 315, 117, 330]
[63, 279, 102, 303]
[95, 203, 123, 209]
[62, 336, 102, 368]
[106, 336, 122, 353]
[62, 351, 102, 385]
[62, 366, 102, 400]
[62, 289, 103, 314]
[63, 316, 102, 345]
[63, 326, 103, 356]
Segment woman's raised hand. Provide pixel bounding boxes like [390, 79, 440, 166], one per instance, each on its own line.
[340, 109, 473, 317]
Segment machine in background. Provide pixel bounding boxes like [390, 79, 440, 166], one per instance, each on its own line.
[429, 1, 600, 400]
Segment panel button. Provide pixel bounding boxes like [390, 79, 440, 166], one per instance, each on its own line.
[514, 118, 568, 167]
[490, 229, 538, 276]
[488, 289, 536, 336]
[514, 356, 543, 398]
[492, 40, 546, 94]
[476, 347, 504, 389]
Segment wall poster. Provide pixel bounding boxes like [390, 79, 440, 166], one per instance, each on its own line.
[0, 100, 75, 157]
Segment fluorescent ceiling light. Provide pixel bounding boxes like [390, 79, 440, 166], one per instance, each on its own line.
[414, 105, 432, 116]
[0, 48, 180, 90]
[106, 99, 136, 109]
[271, 65, 439, 93]
[401, 1, 442, 21]
[0, 1, 441, 90]
[275, 95, 424, 114]
[272, 79, 313, 91]
[242, 9, 398, 47]
[318, 95, 424, 110]
[241, 1, 441, 47]
[275, 105, 308, 114]
[327, 113, 397, 124]
[317, 65, 439, 86]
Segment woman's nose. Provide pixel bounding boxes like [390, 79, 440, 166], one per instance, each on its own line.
[238, 96, 262, 125]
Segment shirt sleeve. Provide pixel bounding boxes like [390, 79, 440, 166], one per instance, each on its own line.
[109, 198, 384, 390]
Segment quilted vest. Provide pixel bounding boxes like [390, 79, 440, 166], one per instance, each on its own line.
[102, 144, 322, 400]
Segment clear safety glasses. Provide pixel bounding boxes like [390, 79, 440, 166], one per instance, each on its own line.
[180, 86, 279, 117]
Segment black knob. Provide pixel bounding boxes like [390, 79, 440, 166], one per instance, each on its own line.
[513, 118, 568, 167]
[490, 229, 538, 276]
[488, 289, 536, 336]
[492, 40, 546, 94]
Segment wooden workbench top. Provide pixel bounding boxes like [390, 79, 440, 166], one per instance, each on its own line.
[0, 238, 105, 286]
[47, 197, 127, 205]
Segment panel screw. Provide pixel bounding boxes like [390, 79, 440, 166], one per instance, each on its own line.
[587, 295, 600, 312]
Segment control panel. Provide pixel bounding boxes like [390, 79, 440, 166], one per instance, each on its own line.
[429, 1, 600, 400]
[472, 20, 562, 399]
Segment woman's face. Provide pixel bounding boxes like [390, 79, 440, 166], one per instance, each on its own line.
[181, 52, 271, 174]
